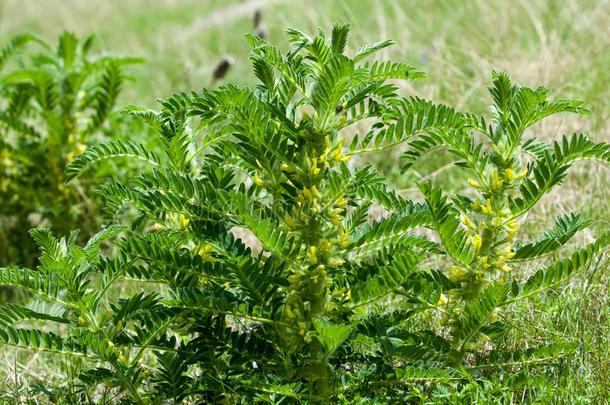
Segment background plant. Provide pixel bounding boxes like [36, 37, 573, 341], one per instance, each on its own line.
[1, 24, 608, 403]
[0, 31, 140, 268]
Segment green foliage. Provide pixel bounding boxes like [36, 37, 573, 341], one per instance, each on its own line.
[1, 25, 608, 403]
[0, 32, 140, 267]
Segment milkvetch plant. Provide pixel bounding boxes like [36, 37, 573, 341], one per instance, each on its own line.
[0, 25, 608, 403]
[400, 71, 610, 370]
[0, 32, 140, 267]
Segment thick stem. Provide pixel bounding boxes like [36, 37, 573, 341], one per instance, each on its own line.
[309, 291, 330, 403]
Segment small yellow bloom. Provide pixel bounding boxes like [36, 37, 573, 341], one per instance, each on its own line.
[471, 234, 483, 250]
[310, 185, 320, 198]
[328, 257, 345, 267]
[337, 232, 351, 248]
[461, 214, 475, 230]
[179, 213, 190, 229]
[437, 293, 449, 306]
[479, 256, 491, 269]
[298, 321, 307, 336]
[506, 220, 520, 238]
[336, 115, 347, 126]
[198, 243, 213, 260]
[307, 246, 318, 265]
[284, 215, 298, 230]
[253, 173, 264, 187]
[504, 168, 516, 180]
[490, 169, 503, 189]
[280, 162, 296, 173]
[448, 266, 467, 282]
[75, 143, 87, 154]
[302, 187, 312, 201]
[481, 199, 493, 215]
[467, 178, 480, 188]
[319, 239, 332, 254]
[310, 157, 320, 176]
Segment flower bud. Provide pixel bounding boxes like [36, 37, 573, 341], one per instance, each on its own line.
[467, 178, 480, 188]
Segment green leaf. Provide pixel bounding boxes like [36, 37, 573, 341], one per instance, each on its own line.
[514, 213, 591, 260]
[313, 318, 351, 354]
[65, 141, 160, 181]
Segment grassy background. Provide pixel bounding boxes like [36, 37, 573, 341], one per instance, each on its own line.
[1, 0, 609, 402]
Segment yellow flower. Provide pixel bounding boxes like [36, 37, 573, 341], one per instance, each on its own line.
[448, 266, 467, 282]
[461, 214, 475, 230]
[490, 169, 503, 189]
[337, 232, 351, 248]
[310, 185, 320, 199]
[330, 139, 351, 162]
[253, 173, 264, 187]
[506, 220, 520, 238]
[302, 187, 312, 201]
[336, 114, 347, 127]
[310, 157, 320, 176]
[307, 246, 318, 265]
[504, 168, 516, 180]
[328, 257, 345, 267]
[478, 256, 491, 269]
[179, 213, 190, 229]
[437, 293, 449, 306]
[298, 321, 307, 336]
[467, 178, 480, 188]
[319, 239, 332, 254]
[330, 209, 343, 225]
[481, 199, 493, 215]
[280, 162, 296, 173]
[198, 243, 213, 260]
[471, 234, 483, 250]
[284, 215, 298, 230]
[75, 143, 87, 154]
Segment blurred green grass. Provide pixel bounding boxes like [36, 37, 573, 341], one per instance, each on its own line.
[3, 1, 608, 123]
[3, 0, 607, 218]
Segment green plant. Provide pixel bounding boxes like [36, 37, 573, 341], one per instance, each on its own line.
[1, 25, 608, 403]
[0, 32, 140, 267]
[400, 70, 610, 371]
